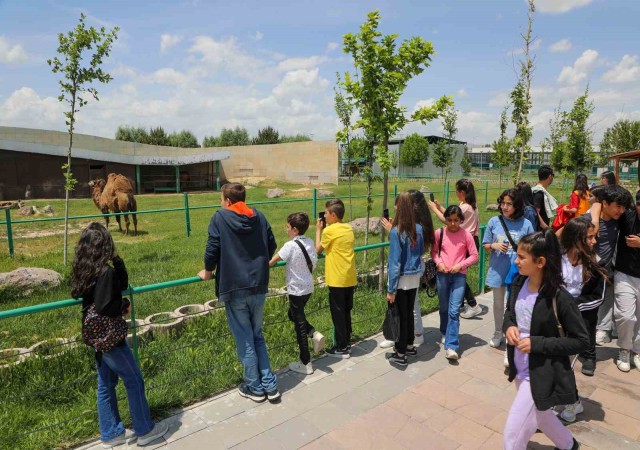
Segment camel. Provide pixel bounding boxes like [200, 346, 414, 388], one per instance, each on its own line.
[89, 173, 138, 235]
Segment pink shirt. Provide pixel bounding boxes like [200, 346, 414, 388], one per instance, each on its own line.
[460, 203, 479, 237]
[431, 227, 479, 274]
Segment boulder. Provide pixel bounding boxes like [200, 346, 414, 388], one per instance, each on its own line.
[486, 203, 500, 211]
[18, 206, 35, 216]
[0, 267, 63, 295]
[266, 188, 285, 198]
[349, 217, 383, 235]
[317, 189, 334, 198]
[42, 205, 54, 214]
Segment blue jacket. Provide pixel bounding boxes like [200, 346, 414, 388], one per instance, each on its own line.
[204, 207, 277, 302]
[387, 224, 424, 294]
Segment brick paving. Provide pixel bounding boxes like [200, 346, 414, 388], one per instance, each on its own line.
[78, 292, 640, 449]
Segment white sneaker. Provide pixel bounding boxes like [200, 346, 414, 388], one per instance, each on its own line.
[489, 331, 503, 348]
[595, 330, 611, 346]
[503, 352, 509, 368]
[311, 331, 325, 353]
[289, 360, 313, 375]
[445, 348, 459, 360]
[414, 334, 424, 345]
[460, 304, 482, 319]
[380, 339, 395, 349]
[102, 430, 137, 448]
[617, 349, 631, 372]
[633, 353, 640, 371]
[560, 400, 584, 423]
[440, 335, 445, 345]
[137, 421, 168, 446]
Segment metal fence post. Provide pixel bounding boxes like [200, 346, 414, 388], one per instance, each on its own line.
[445, 181, 450, 207]
[184, 192, 191, 237]
[5, 208, 14, 257]
[484, 180, 489, 205]
[312, 188, 317, 220]
[393, 184, 398, 200]
[128, 284, 139, 363]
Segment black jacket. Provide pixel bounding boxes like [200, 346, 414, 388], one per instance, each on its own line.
[574, 264, 606, 312]
[615, 209, 640, 279]
[204, 207, 277, 302]
[503, 275, 589, 410]
[81, 256, 129, 318]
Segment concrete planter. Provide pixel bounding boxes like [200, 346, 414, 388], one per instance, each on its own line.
[316, 276, 326, 288]
[145, 312, 184, 336]
[126, 319, 151, 345]
[28, 338, 69, 359]
[174, 304, 208, 322]
[0, 348, 29, 369]
[268, 286, 287, 297]
[203, 299, 220, 312]
[358, 269, 380, 288]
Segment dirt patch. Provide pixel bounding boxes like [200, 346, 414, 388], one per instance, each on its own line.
[16, 222, 93, 239]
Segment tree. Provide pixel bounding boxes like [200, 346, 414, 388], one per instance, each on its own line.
[115, 125, 149, 143]
[432, 139, 454, 181]
[339, 10, 452, 289]
[563, 87, 594, 175]
[48, 13, 119, 264]
[543, 105, 569, 176]
[492, 107, 512, 186]
[252, 126, 280, 145]
[202, 135, 220, 147]
[435, 105, 459, 186]
[599, 119, 640, 167]
[280, 134, 312, 143]
[335, 83, 356, 221]
[219, 127, 250, 146]
[460, 153, 472, 176]
[399, 133, 430, 168]
[148, 126, 169, 146]
[168, 130, 199, 148]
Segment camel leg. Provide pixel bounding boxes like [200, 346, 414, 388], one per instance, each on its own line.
[123, 212, 130, 236]
[115, 212, 123, 232]
[130, 195, 138, 236]
[102, 208, 110, 228]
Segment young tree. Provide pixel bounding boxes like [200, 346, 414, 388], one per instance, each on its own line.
[48, 14, 119, 264]
[563, 87, 595, 174]
[252, 126, 280, 145]
[148, 126, 169, 146]
[434, 105, 459, 186]
[220, 127, 250, 146]
[460, 153, 472, 176]
[399, 133, 430, 168]
[202, 135, 221, 147]
[432, 139, 454, 181]
[492, 107, 512, 186]
[543, 105, 569, 176]
[334, 83, 356, 221]
[168, 130, 199, 148]
[115, 125, 149, 143]
[599, 119, 640, 167]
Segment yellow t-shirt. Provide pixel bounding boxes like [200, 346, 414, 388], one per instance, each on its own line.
[321, 222, 357, 287]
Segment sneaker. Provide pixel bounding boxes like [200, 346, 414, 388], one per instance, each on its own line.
[405, 346, 418, 356]
[503, 352, 509, 368]
[266, 388, 281, 403]
[489, 331, 503, 348]
[102, 430, 137, 448]
[311, 331, 326, 353]
[560, 400, 584, 423]
[445, 348, 459, 360]
[581, 359, 595, 376]
[440, 335, 445, 345]
[460, 304, 482, 319]
[414, 334, 424, 345]
[617, 349, 631, 372]
[633, 353, 640, 371]
[595, 330, 611, 346]
[380, 339, 395, 349]
[388, 352, 408, 366]
[326, 345, 350, 359]
[238, 384, 267, 403]
[289, 360, 313, 375]
[137, 421, 169, 446]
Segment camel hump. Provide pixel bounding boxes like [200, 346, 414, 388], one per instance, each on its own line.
[106, 173, 134, 193]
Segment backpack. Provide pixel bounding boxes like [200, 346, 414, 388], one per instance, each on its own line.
[82, 304, 128, 353]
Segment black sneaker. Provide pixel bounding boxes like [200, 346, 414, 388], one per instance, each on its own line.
[266, 388, 281, 404]
[405, 346, 418, 356]
[388, 352, 408, 366]
[581, 359, 595, 376]
[326, 346, 351, 359]
[238, 384, 266, 403]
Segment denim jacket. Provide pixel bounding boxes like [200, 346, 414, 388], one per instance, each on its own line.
[387, 224, 425, 294]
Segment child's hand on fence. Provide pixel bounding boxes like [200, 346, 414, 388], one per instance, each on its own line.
[505, 326, 520, 346]
[197, 270, 213, 281]
[380, 217, 392, 232]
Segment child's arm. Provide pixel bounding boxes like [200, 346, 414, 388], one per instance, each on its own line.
[199, 216, 220, 280]
[503, 286, 520, 344]
[315, 219, 325, 254]
[93, 268, 127, 318]
[456, 231, 479, 272]
[575, 271, 606, 312]
[386, 229, 401, 294]
[112, 255, 129, 292]
[269, 254, 282, 267]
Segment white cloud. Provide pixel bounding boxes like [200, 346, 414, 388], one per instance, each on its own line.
[272, 68, 329, 106]
[160, 34, 182, 53]
[488, 91, 509, 107]
[535, 0, 592, 14]
[557, 49, 599, 85]
[457, 89, 467, 98]
[250, 31, 264, 41]
[147, 68, 187, 85]
[0, 87, 62, 126]
[326, 42, 339, 52]
[549, 39, 572, 53]
[508, 39, 542, 56]
[277, 56, 328, 72]
[603, 55, 640, 84]
[412, 98, 436, 114]
[0, 36, 29, 64]
[110, 64, 137, 78]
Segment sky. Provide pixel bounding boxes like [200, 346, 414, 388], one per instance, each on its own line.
[1, 0, 639, 146]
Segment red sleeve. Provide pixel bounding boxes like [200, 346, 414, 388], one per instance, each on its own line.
[569, 192, 580, 209]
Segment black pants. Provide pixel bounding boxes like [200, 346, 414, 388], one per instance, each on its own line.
[463, 236, 480, 308]
[329, 286, 354, 350]
[288, 294, 314, 365]
[394, 288, 417, 354]
[580, 308, 598, 362]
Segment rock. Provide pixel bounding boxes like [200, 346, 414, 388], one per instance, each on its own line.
[420, 185, 429, 193]
[349, 217, 383, 235]
[0, 268, 63, 296]
[266, 188, 285, 198]
[42, 205, 54, 214]
[0, 201, 19, 210]
[18, 206, 35, 216]
[317, 189, 334, 198]
[486, 203, 500, 211]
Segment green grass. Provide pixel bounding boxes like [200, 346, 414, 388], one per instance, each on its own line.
[0, 177, 573, 449]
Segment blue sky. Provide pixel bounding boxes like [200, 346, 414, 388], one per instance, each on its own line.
[1, 0, 639, 145]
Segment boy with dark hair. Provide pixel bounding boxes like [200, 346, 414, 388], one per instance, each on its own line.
[198, 182, 280, 403]
[270, 212, 325, 375]
[532, 165, 558, 229]
[315, 199, 357, 358]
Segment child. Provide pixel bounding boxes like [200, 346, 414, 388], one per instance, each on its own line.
[432, 205, 478, 360]
[429, 179, 481, 319]
[516, 181, 541, 232]
[270, 212, 325, 375]
[558, 217, 607, 423]
[315, 199, 357, 358]
[386, 192, 425, 366]
[564, 174, 591, 217]
[71, 223, 168, 447]
[503, 230, 588, 450]
[483, 189, 534, 351]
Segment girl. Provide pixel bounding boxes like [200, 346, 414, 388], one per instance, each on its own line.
[71, 223, 168, 447]
[503, 230, 588, 450]
[429, 179, 482, 319]
[558, 217, 607, 423]
[516, 181, 541, 232]
[386, 192, 425, 366]
[564, 174, 591, 217]
[483, 189, 534, 351]
[432, 205, 478, 360]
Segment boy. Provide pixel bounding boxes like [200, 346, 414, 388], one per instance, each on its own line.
[270, 212, 325, 375]
[315, 199, 357, 358]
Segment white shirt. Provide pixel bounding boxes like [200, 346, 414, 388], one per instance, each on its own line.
[561, 254, 583, 298]
[278, 236, 317, 296]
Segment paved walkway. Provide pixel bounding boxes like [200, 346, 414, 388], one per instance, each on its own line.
[80, 292, 640, 450]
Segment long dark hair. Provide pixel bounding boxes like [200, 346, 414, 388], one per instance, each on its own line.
[393, 192, 417, 244]
[497, 188, 525, 220]
[573, 173, 589, 198]
[518, 229, 564, 299]
[560, 217, 608, 284]
[455, 179, 477, 210]
[408, 189, 435, 251]
[444, 205, 464, 222]
[71, 222, 116, 298]
[515, 181, 534, 207]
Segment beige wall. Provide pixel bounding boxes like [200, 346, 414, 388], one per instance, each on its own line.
[219, 140, 338, 185]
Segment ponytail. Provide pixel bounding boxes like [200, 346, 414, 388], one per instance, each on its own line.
[518, 229, 564, 298]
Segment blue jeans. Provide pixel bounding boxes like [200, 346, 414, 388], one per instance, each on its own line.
[97, 343, 154, 441]
[225, 293, 277, 395]
[436, 273, 467, 351]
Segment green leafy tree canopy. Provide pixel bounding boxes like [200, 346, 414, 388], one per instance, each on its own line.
[399, 133, 430, 168]
[252, 126, 280, 145]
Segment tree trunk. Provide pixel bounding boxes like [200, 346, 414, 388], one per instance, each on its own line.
[63, 95, 76, 265]
[378, 139, 389, 292]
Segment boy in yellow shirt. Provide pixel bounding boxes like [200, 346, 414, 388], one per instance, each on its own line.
[315, 199, 357, 358]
